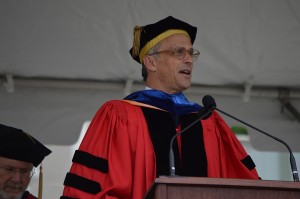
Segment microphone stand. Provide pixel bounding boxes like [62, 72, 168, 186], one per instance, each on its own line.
[215, 107, 299, 182]
[169, 109, 212, 177]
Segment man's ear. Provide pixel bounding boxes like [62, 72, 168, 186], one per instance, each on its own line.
[143, 55, 156, 71]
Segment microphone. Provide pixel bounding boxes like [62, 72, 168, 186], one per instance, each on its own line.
[169, 97, 213, 176]
[204, 95, 299, 182]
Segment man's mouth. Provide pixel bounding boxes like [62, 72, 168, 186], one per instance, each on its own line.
[4, 185, 23, 193]
[179, 69, 191, 75]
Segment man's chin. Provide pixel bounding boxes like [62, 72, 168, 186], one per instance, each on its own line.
[0, 189, 23, 199]
[180, 84, 191, 91]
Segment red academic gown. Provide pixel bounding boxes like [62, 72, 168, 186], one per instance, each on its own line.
[22, 191, 37, 199]
[62, 100, 259, 199]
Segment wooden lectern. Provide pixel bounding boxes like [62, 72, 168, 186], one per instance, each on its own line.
[144, 176, 300, 199]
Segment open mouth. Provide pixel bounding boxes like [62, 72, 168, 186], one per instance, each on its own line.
[179, 69, 191, 75]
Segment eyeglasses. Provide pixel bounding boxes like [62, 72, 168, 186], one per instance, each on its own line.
[148, 47, 200, 61]
[0, 167, 35, 179]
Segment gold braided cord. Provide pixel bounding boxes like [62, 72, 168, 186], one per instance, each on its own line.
[38, 164, 43, 199]
[132, 26, 143, 58]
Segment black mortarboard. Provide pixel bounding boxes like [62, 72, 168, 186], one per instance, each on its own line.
[0, 124, 51, 167]
[129, 16, 197, 63]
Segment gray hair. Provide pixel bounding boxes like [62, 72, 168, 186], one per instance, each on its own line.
[141, 43, 161, 81]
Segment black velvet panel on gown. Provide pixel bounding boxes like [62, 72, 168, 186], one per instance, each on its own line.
[141, 107, 207, 177]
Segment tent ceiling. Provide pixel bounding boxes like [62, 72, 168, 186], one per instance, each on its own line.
[0, 1, 300, 152]
[0, 0, 300, 88]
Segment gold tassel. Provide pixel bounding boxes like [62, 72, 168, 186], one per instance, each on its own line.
[38, 164, 43, 199]
[132, 26, 143, 57]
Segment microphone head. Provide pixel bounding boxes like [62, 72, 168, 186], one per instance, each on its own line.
[202, 95, 217, 109]
[198, 95, 216, 120]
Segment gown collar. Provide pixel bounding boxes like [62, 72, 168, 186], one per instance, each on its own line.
[124, 89, 201, 116]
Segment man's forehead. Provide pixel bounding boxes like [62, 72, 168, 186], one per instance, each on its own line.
[0, 156, 33, 168]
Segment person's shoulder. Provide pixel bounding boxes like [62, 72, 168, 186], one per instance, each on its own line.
[99, 99, 143, 116]
[102, 99, 139, 109]
[202, 111, 224, 125]
[22, 191, 38, 199]
[101, 100, 146, 124]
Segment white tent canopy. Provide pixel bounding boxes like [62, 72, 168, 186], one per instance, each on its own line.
[1, 1, 300, 198]
[1, 1, 300, 86]
[1, 0, 299, 149]
[1, 0, 300, 150]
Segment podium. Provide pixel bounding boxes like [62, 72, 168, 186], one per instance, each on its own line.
[144, 176, 300, 199]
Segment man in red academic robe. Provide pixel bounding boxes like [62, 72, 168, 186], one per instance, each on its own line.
[61, 16, 260, 199]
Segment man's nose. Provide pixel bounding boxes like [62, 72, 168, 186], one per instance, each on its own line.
[10, 170, 22, 182]
[184, 52, 193, 63]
